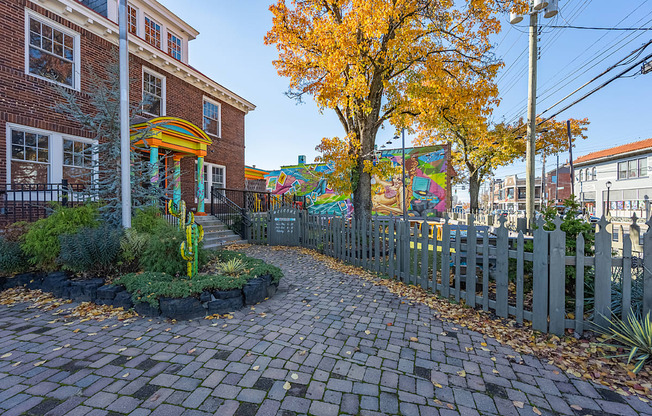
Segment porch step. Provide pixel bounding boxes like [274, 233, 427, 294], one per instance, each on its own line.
[195, 216, 247, 249]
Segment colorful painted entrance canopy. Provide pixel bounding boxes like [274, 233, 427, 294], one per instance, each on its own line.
[130, 116, 212, 157]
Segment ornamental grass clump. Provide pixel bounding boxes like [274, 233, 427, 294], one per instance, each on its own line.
[217, 258, 248, 276]
[597, 311, 652, 374]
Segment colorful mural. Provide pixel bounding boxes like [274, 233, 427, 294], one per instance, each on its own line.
[265, 145, 449, 217]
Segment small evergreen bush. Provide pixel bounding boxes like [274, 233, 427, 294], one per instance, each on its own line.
[22, 204, 100, 271]
[139, 224, 209, 276]
[59, 225, 122, 276]
[132, 206, 169, 233]
[118, 228, 150, 272]
[0, 237, 29, 275]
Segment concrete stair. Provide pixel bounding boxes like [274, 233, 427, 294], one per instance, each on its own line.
[195, 216, 247, 249]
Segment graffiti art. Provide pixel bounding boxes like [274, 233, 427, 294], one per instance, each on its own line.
[264, 145, 449, 217]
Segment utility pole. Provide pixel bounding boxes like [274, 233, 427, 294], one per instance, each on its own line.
[119, 0, 131, 228]
[525, 12, 538, 230]
[567, 120, 575, 199]
[541, 153, 546, 207]
[555, 153, 559, 202]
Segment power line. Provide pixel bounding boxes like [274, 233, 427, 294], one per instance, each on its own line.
[548, 25, 652, 31]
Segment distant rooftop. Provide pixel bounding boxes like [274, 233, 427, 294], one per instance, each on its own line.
[574, 138, 652, 165]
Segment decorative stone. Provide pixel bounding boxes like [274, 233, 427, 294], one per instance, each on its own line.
[266, 284, 277, 299]
[96, 285, 125, 304]
[207, 296, 243, 315]
[5, 272, 37, 288]
[69, 278, 104, 302]
[159, 297, 204, 320]
[112, 291, 134, 310]
[41, 272, 69, 294]
[200, 291, 212, 303]
[135, 302, 160, 317]
[212, 289, 242, 300]
[243, 279, 266, 305]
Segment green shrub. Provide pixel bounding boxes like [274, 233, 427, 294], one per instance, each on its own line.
[21, 204, 100, 271]
[1, 221, 31, 243]
[0, 237, 29, 275]
[115, 251, 283, 307]
[139, 224, 209, 276]
[59, 225, 122, 276]
[118, 228, 149, 271]
[132, 206, 169, 233]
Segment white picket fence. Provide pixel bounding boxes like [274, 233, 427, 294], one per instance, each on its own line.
[249, 210, 652, 336]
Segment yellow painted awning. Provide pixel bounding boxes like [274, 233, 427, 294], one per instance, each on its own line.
[131, 117, 212, 158]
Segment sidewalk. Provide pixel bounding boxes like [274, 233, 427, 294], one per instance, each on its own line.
[0, 246, 650, 416]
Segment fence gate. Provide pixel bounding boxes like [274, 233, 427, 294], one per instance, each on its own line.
[268, 208, 302, 246]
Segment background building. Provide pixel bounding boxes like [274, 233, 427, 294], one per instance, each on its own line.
[574, 138, 652, 218]
[1, 0, 254, 222]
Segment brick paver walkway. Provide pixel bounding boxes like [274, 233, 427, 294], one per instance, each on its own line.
[1, 246, 651, 416]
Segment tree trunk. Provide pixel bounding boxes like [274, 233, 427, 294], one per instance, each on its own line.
[469, 171, 480, 212]
[353, 127, 375, 221]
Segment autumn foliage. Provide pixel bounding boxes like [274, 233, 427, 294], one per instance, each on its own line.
[265, 0, 510, 217]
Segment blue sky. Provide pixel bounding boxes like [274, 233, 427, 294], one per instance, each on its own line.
[160, 0, 652, 187]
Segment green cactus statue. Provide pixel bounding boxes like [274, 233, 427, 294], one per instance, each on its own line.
[168, 200, 204, 278]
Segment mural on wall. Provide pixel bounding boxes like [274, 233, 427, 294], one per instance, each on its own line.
[265, 146, 448, 217]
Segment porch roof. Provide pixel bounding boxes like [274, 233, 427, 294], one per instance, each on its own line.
[130, 117, 212, 158]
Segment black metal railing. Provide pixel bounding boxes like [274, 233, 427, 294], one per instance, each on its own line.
[211, 188, 304, 213]
[210, 187, 250, 239]
[0, 180, 95, 226]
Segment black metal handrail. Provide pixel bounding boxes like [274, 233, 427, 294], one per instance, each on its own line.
[212, 188, 304, 213]
[0, 180, 95, 226]
[210, 186, 250, 239]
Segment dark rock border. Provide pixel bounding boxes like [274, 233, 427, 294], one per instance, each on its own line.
[0, 272, 278, 320]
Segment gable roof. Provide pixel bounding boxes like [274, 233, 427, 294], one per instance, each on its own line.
[574, 138, 652, 166]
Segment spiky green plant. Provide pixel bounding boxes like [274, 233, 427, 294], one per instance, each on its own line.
[218, 258, 248, 276]
[596, 311, 652, 374]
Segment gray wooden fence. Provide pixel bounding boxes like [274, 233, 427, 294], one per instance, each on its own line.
[249, 210, 652, 336]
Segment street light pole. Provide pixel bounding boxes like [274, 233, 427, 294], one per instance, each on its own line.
[606, 181, 612, 217]
[525, 11, 538, 231]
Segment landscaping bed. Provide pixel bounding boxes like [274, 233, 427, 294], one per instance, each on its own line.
[0, 205, 283, 320]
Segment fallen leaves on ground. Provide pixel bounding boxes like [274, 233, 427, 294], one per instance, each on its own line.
[204, 313, 234, 320]
[283, 246, 652, 399]
[0, 288, 71, 311]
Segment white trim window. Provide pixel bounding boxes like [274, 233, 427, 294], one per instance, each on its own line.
[144, 15, 161, 48]
[203, 98, 221, 137]
[618, 158, 648, 180]
[142, 69, 165, 116]
[202, 163, 226, 200]
[127, 5, 138, 36]
[9, 128, 50, 184]
[26, 11, 80, 89]
[167, 31, 182, 60]
[63, 138, 93, 184]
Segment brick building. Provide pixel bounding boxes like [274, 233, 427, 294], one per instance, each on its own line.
[1, 0, 255, 220]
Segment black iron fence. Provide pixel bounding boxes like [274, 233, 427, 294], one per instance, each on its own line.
[211, 188, 303, 213]
[0, 181, 94, 226]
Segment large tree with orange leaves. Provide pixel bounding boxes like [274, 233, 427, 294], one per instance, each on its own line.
[265, 0, 509, 218]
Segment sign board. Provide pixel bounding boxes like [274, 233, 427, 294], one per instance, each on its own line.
[269, 207, 301, 246]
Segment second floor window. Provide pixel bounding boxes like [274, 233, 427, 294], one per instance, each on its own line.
[143, 71, 164, 116]
[168, 32, 182, 60]
[145, 16, 161, 48]
[128, 5, 138, 35]
[618, 158, 647, 180]
[27, 15, 77, 88]
[203, 99, 220, 137]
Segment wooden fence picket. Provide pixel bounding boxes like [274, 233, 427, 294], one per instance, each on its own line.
[441, 216, 451, 299]
[482, 229, 489, 311]
[575, 233, 585, 335]
[466, 215, 477, 308]
[532, 217, 549, 332]
[495, 216, 509, 318]
[454, 229, 461, 302]
[516, 232, 524, 324]
[403, 220, 410, 283]
[412, 223, 419, 286]
[622, 226, 632, 320]
[388, 219, 395, 279]
[421, 221, 430, 290]
[430, 225, 438, 293]
[594, 217, 612, 329]
[548, 216, 566, 336]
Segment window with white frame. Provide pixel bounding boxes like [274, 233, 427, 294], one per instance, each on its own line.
[168, 31, 182, 60]
[144, 16, 161, 48]
[591, 167, 596, 181]
[10, 128, 50, 184]
[27, 13, 78, 88]
[63, 139, 93, 184]
[203, 99, 220, 137]
[200, 163, 226, 199]
[618, 158, 648, 180]
[127, 5, 138, 36]
[143, 70, 164, 116]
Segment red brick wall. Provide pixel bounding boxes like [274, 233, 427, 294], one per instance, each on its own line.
[0, 0, 246, 210]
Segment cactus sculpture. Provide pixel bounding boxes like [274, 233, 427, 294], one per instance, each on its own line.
[168, 200, 204, 278]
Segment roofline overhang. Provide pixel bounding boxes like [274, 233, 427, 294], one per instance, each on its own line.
[574, 147, 652, 167]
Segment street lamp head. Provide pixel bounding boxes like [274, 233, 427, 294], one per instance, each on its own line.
[606, 181, 612, 189]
